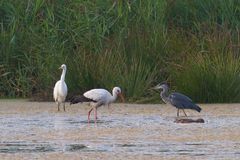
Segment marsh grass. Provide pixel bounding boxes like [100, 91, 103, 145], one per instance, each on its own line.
[0, 0, 240, 103]
[172, 53, 240, 103]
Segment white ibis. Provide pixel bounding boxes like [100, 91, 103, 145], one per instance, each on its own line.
[53, 64, 68, 111]
[70, 87, 124, 123]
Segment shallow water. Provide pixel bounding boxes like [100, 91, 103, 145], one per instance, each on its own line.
[0, 100, 239, 159]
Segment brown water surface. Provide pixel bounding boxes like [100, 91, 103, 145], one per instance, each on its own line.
[0, 100, 239, 159]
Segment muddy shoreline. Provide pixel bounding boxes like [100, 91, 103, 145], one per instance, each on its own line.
[0, 100, 239, 159]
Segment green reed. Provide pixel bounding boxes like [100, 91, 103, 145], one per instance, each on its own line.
[0, 0, 239, 103]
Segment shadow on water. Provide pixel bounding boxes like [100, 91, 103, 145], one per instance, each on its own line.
[0, 141, 226, 157]
[0, 141, 91, 153]
[0, 141, 56, 153]
[65, 144, 88, 152]
[1, 138, 240, 158]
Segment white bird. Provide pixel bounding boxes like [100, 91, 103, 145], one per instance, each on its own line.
[53, 64, 68, 111]
[70, 87, 124, 124]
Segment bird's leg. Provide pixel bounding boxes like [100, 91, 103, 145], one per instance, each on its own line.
[177, 109, 179, 117]
[63, 102, 66, 112]
[96, 107, 98, 120]
[94, 107, 97, 124]
[88, 108, 93, 123]
[57, 102, 60, 111]
[182, 109, 188, 117]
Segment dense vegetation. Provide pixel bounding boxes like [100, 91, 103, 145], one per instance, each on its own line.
[0, 0, 240, 103]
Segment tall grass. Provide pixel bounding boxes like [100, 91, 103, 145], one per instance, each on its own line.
[172, 53, 240, 103]
[0, 0, 240, 103]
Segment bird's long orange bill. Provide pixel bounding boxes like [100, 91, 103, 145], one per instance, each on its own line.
[118, 93, 125, 103]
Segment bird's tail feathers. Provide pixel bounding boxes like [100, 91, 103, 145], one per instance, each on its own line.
[193, 104, 202, 112]
[70, 95, 94, 105]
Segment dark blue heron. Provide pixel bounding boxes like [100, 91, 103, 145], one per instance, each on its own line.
[153, 83, 201, 117]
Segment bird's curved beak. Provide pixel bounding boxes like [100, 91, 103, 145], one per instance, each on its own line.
[58, 67, 62, 69]
[118, 93, 125, 103]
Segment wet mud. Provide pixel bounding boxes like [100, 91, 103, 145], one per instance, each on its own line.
[0, 100, 239, 159]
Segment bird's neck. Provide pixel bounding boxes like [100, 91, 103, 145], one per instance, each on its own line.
[160, 88, 169, 104]
[110, 91, 118, 103]
[60, 69, 66, 82]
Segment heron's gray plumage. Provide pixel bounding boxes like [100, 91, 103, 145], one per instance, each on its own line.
[169, 93, 201, 112]
[153, 83, 201, 116]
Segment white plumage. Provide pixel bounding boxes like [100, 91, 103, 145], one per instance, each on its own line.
[53, 64, 68, 111]
[84, 89, 115, 104]
[70, 87, 124, 123]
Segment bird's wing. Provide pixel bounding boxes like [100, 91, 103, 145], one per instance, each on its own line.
[53, 80, 60, 100]
[62, 82, 68, 96]
[169, 92, 194, 108]
[83, 89, 109, 102]
[169, 92, 201, 112]
[171, 92, 193, 102]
